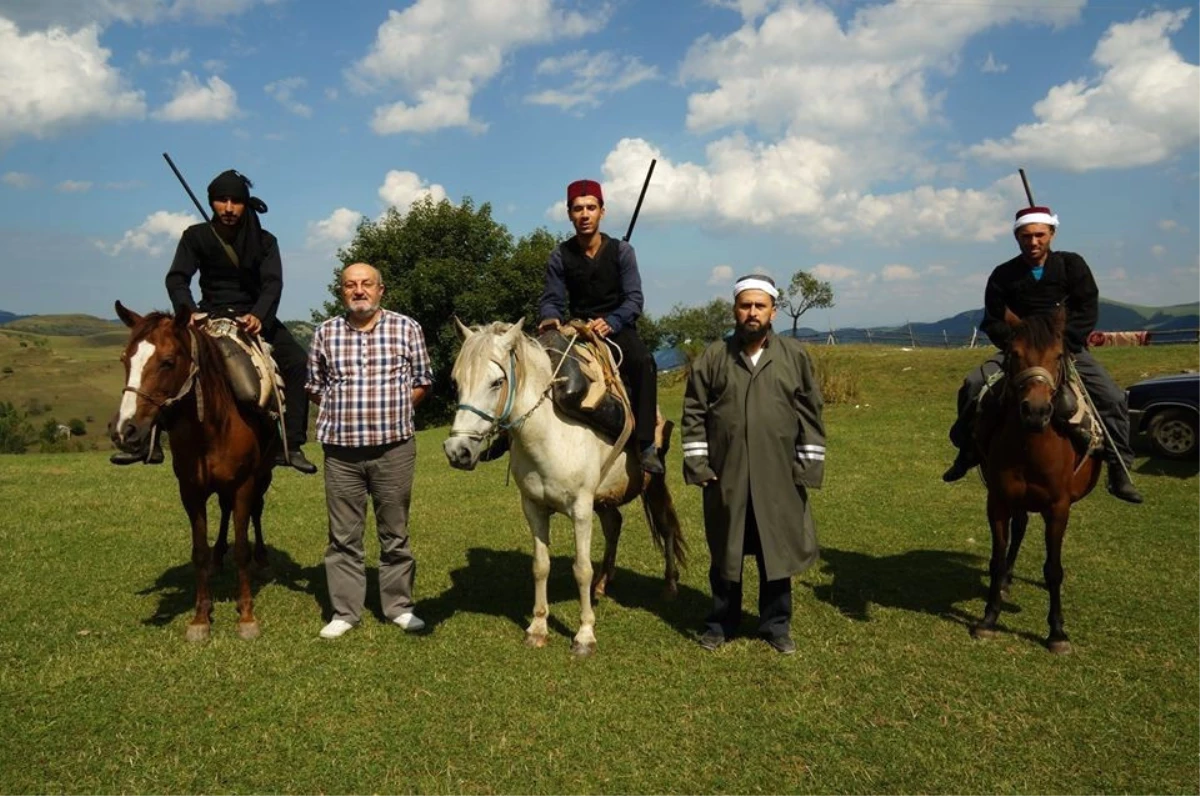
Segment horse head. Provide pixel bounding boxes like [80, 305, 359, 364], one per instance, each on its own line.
[443, 317, 526, 470]
[1003, 306, 1066, 432]
[108, 300, 198, 454]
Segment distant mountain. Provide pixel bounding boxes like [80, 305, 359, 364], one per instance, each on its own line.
[0, 310, 29, 325]
[1, 314, 122, 336]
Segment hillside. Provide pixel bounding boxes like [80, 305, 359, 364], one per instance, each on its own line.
[2, 314, 121, 336]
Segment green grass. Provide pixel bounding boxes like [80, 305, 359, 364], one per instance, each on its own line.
[0, 345, 1197, 794]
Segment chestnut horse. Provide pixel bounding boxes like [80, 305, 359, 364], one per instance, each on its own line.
[972, 308, 1101, 653]
[443, 319, 685, 656]
[109, 302, 278, 641]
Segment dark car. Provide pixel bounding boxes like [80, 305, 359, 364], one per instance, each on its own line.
[1126, 372, 1199, 460]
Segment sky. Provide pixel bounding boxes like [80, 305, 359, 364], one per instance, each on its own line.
[0, 0, 1197, 329]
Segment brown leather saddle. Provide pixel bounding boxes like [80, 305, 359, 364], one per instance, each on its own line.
[538, 322, 632, 445]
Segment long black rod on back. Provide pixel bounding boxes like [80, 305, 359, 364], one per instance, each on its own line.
[163, 152, 210, 223]
[623, 158, 656, 242]
[1018, 167, 1035, 207]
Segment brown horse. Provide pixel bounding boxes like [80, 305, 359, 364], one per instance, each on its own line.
[109, 302, 278, 641]
[972, 308, 1101, 653]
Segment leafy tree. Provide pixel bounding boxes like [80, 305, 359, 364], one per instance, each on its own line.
[779, 270, 835, 334]
[656, 298, 734, 348]
[40, 418, 62, 445]
[0, 401, 33, 454]
[317, 196, 560, 422]
[69, 418, 87, 436]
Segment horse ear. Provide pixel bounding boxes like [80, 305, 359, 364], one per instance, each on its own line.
[499, 317, 526, 349]
[175, 304, 192, 329]
[115, 301, 141, 329]
[453, 316, 473, 341]
[1003, 307, 1021, 328]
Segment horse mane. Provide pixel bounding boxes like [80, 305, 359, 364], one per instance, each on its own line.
[452, 322, 542, 389]
[1013, 312, 1061, 352]
[130, 311, 237, 412]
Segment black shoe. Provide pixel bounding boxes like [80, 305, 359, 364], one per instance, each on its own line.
[1107, 465, 1143, 504]
[765, 634, 796, 655]
[942, 448, 978, 482]
[640, 446, 665, 475]
[698, 630, 726, 651]
[110, 442, 164, 465]
[275, 448, 318, 474]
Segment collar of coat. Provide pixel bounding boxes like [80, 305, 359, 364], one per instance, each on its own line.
[731, 326, 776, 367]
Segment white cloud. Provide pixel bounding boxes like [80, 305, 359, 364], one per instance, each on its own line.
[1151, 245, 1166, 258]
[981, 53, 1007, 74]
[2, 171, 36, 188]
[349, 0, 608, 134]
[378, 170, 448, 213]
[265, 76, 312, 117]
[0, 0, 281, 31]
[105, 180, 145, 190]
[812, 264, 860, 282]
[202, 59, 226, 74]
[307, 208, 363, 250]
[0, 19, 145, 140]
[100, 210, 197, 257]
[152, 72, 238, 122]
[969, 10, 1199, 172]
[1157, 219, 1178, 232]
[137, 47, 189, 66]
[526, 50, 659, 112]
[56, 180, 92, 193]
[882, 264, 918, 281]
[708, 265, 734, 285]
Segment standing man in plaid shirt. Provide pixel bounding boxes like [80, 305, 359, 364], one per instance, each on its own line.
[306, 262, 434, 639]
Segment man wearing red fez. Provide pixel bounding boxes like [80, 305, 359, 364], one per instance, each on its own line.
[537, 179, 663, 473]
[941, 205, 1142, 503]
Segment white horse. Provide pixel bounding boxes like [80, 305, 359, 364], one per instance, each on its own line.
[443, 319, 685, 656]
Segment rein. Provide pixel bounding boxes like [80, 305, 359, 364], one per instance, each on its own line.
[123, 327, 205, 422]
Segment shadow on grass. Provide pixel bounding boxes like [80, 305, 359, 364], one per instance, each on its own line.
[138, 545, 330, 626]
[1130, 434, 1198, 479]
[417, 547, 709, 642]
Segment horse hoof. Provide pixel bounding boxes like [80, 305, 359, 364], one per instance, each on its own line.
[185, 623, 211, 643]
[524, 633, 547, 649]
[971, 624, 997, 640]
[592, 580, 607, 600]
[1047, 638, 1072, 655]
[570, 640, 597, 658]
[237, 621, 261, 640]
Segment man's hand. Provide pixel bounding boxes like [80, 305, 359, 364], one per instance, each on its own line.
[238, 314, 262, 336]
[537, 318, 561, 333]
[587, 318, 612, 337]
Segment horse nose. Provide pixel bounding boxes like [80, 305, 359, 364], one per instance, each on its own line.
[1020, 398, 1052, 428]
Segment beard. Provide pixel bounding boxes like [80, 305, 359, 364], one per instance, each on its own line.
[735, 320, 769, 342]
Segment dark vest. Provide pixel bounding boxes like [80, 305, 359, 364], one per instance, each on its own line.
[561, 234, 621, 320]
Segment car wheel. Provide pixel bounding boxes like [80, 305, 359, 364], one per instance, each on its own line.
[1148, 409, 1198, 460]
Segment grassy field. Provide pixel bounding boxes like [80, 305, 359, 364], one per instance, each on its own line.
[0, 344, 1196, 794]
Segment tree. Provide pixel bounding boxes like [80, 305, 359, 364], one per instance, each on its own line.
[317, 196, 560, 423]
[656, 298, 734, 348]
[0, 401, 33, 454]
[779, 270, 835, 334]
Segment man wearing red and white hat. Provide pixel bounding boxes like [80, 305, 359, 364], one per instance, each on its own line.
[537, 179, 663, 473]
[942, 205, 1143, 504]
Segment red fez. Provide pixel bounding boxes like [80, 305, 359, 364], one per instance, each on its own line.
[567, 179, 603, 206]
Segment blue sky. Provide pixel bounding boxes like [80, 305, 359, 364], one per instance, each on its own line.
[1, 0, 1196, 329]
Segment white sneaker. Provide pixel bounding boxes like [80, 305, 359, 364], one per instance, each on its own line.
[393, 612, 425, 632]
[319, 619, 355, 639]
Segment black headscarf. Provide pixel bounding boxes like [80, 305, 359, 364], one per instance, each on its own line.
[207, 169, 269, 267]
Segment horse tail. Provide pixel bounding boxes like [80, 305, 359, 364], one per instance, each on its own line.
[640, 419, 687, 570]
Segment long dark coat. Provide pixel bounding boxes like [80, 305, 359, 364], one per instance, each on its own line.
[682, 330, 826, 582]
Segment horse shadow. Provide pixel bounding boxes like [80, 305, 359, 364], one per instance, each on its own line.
[417, 547, 710, 642]
[138, 546, 332, 626]
[807, 546, 1048, 645]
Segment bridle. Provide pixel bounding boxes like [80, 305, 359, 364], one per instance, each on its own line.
[122, 327, 205, 421]
[448, 337, 571, 444]
[1006, 350, 1065, 401]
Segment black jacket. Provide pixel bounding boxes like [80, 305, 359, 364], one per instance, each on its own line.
[980, 250, 1098, 353]
[165, 222, 283, 327]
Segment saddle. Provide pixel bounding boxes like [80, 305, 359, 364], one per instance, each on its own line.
[197, 315, 285, 418]
[538, 322, 633, 446]
[974, 358, 1105, 459]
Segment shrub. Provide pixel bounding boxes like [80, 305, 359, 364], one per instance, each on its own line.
[0, 401, 33, 453]
[69, 418, 87, 436]
[1, 366, 12, 374]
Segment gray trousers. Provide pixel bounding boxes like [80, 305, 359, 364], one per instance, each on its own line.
[950, 349, 1134, 467]
[323, 437, 417, 624]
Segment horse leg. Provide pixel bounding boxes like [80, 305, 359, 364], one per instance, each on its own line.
[569, 500, 597, 657]
[972, 492, 1010, 639]
[643, 473, 684, 599]
[593, 508, 622, 600]
[182, 490, 213, 643]
[1001, 511, 1028, 597]
[213, 506, 230, 572]
[521, 497, 552, 649]
[232, 481, 260, 640]
[1043, 504, 1072, 654]
[251, 486, 269, 573]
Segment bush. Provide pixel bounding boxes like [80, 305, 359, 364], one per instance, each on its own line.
[1, 366, 12, 374]
[0, 401, 33, 453]
[69, 418, 87, 436]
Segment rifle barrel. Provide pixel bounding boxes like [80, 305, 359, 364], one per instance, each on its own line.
[623, 159, 656, 242]
[163, 153, 210, 223]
